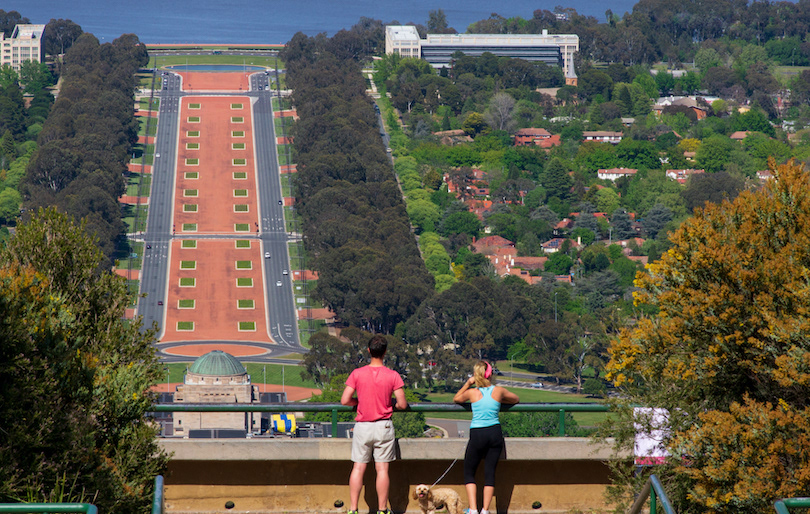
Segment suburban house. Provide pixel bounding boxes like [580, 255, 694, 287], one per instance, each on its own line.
[729, 131, 751, 142]
[597, 168, 637, 182]
[472, 235, 514, 254]
[582, 131, 623, 144]
[652, 96, 710, 120]
[433, 129, 473, 145]
[665, 168, 705, 184]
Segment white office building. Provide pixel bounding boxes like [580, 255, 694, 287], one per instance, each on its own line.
[1, 24, 45, 71]
[385, 26, 578, 79]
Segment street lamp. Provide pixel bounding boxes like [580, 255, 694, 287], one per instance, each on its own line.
[554, 291, 558, 323]
[164, 366, 170, 393]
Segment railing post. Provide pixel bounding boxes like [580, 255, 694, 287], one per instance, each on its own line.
[650, 487, 657, 514]
[331, 408, 338, 438]
[558, 409, 565, 436]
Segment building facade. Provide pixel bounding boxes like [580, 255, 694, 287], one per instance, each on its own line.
[385, 26, 578, 78]
[172, 350, 260, 437]
[1, 24, 45, 71]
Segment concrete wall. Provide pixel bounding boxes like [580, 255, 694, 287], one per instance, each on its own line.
[159, 438, 625, 514]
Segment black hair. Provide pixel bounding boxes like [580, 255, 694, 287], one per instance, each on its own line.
[368, 335, 388, 358]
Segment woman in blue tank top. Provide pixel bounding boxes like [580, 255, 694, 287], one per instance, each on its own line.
[453, 361, 520, 514]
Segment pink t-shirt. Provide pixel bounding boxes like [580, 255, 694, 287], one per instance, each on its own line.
[346, 365, 405, 422]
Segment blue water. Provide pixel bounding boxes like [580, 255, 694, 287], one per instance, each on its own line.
[3, 0, 637, 45]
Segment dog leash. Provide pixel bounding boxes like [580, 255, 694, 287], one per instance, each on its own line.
[430, 457, 459, 489]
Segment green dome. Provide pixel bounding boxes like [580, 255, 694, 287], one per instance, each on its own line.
[188, 350, 246, 376]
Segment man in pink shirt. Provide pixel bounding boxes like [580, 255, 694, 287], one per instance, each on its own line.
[341, 335, 408, 514]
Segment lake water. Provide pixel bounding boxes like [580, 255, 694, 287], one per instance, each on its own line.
[3, 0, 638, 45]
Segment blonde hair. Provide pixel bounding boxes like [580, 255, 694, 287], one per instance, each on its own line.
[472, 360, 493, 388]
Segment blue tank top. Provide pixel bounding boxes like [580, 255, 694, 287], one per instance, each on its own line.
[470, 386, 500, 429]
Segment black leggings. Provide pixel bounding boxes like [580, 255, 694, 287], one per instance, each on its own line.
[463, 424, 504, 487]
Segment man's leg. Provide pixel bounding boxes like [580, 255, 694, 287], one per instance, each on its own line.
[350, 462, 368, 511]
[374, 461, 390, 511]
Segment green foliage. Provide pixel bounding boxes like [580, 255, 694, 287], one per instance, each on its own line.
[605, 161, 810, 512]
[0, 208, 167, 512]
[501, 411, 586, 437]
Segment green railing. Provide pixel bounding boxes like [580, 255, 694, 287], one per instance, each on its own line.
[0, 475, 164, 514]
[628, 475, 674, 514]
[151, 475, 164, 514]
[151, 402, 609, 437]
[0, 505, 98, 514]
[775, 498, 810, 513]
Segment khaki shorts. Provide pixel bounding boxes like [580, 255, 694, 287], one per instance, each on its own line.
[351, 419, 396, 463]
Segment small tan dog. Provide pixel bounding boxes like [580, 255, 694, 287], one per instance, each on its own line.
[413, 484, 463, 514]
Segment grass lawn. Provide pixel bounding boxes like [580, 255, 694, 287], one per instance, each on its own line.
[297, 319, 326, 347]
[122, 205, 148, 233]
[274, 117, 293, 134]
[117, 241, 144, 270]
[272, 97, 292, 111]
[415, 387, 609, 427]
[277, 146, 293, 166]
[126, 173, 151, 196]
[288, 241, 307, 261]
[149, 53, 283, 69]
[160, 362, 315, 389]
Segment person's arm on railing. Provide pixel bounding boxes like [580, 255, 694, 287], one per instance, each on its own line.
[393, 387, 408, 411]
[340, 385, 358, 407]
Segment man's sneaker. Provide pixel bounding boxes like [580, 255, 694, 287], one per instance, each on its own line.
[347, 510, 358, 514]
[377, 510, 392, 514]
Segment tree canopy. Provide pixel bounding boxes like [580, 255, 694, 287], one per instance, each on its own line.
[605, 160, 810, 511]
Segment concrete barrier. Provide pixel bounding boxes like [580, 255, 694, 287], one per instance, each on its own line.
[159, 438, 625, 514]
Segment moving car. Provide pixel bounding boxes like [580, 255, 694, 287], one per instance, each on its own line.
[282, 269, 289, 275]
[276, 281, 282, 287]
[265, 252, 271, 259]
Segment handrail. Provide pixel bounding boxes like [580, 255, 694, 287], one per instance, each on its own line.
[775, 497, 810, 513]
[0, 504, 98, 514]
[151, 475, 164, 514]
[628, 474, 674, 514]
[151, 402, 609, 437]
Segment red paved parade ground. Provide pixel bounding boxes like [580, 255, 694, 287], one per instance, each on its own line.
[160, 238, 272, 343]
[158, 87, 274, 347]
[178, 71, 250, 91]
[174, 96, 258, 234]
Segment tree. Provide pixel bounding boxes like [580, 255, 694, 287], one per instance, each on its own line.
[43, 18, 83, 56]
[545, 251, 573, 275]
[462, 112, 487, 136]
[642, 203, 672, 239]
[542, 158, 573, 201]
[604, 160, 810, 512]
[483, 92, 516, 132]
[696, 134, 735, 173]
[610, 209, 635, 240]
[0, 208, 168, 511]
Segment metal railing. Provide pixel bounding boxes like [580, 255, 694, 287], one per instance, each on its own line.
[628, 475, 674, 514]
[151, 402, 609, 438]
[151, 475, 164, 514]
[0, 504, 98, 514]
[775, 498, 810, 513]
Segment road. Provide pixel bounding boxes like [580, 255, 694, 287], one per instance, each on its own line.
[138, 64, 303, 353]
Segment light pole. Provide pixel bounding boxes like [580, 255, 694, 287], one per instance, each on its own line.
[165, 366, 170, 393]
[554, 291, 558, 323]
[263, 365, 266, 392]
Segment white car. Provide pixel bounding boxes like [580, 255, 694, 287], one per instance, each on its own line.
[282, 269, 288, 275]
[276, 281, 282, 287]
[264, 252, 271, 259]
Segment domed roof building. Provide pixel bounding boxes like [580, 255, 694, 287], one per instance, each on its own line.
[172, 350, 259, 437]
